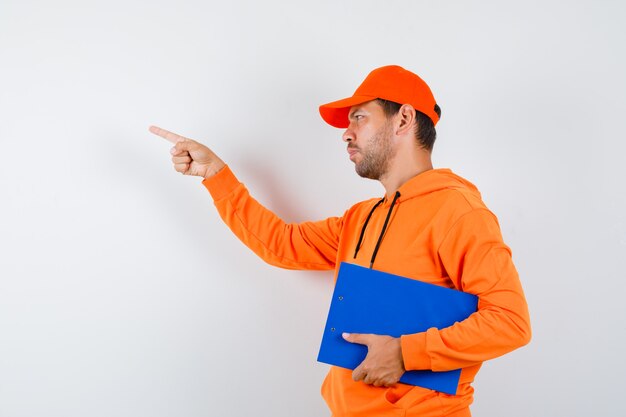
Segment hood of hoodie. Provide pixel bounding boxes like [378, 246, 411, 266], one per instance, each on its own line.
[395, 168, 481, 203]
[354, 168, 483, 269]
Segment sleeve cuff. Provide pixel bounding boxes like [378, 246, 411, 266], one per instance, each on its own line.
[400, 330, 432, 371]
[201, 165, 241, 201]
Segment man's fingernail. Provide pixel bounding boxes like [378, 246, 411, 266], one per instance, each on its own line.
[342, 333, 350, 339]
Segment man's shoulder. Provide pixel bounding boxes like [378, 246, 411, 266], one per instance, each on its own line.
[435, 186, 488, 212]
[403, 186, 498, 233]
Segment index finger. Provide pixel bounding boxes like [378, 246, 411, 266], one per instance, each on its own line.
[352, 363, 366, 382]
[148, 125, 187, 144]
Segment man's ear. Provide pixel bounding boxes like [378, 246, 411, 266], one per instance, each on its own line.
[395, 104, 416, 136]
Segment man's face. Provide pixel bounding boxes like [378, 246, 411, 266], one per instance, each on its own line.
[343, 100, 396, 180]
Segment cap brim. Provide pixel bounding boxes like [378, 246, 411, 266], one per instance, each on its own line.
[319, 95, 377, 128]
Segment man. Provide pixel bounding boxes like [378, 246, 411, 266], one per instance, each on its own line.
[150, 65, 531, 417]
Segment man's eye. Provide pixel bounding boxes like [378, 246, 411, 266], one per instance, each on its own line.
[355, 115, 363, 120]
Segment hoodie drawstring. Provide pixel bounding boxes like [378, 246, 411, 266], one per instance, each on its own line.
[353, 191, 401, 269]
[353, 198, 384, 259]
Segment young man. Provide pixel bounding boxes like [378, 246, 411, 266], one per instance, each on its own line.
[150, 65, 531, 417]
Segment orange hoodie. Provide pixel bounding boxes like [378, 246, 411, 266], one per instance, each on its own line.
[202, 165, 531, 417]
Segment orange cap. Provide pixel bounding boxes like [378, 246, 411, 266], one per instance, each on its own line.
[319, 65, 439, 128]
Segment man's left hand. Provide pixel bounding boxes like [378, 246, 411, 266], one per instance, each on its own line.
[342, 333, 405, 387]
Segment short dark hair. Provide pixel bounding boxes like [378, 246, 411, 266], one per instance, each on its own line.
[375, 99, 441, 151]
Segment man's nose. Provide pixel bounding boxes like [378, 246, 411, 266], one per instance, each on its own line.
[342, 128, 354, 142]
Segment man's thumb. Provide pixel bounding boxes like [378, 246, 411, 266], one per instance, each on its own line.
[343, 332, 368, 345]
[175, 138, 194, 151]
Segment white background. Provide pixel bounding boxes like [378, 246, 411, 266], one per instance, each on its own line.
[1, 1, 625, 416]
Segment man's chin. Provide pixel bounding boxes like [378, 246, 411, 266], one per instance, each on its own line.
[355, 167, 380, 181]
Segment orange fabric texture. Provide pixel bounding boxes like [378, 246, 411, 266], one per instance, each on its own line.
[202, 165, 531, 417]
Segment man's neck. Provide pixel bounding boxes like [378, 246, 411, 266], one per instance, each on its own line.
[380, 152, 433, 199]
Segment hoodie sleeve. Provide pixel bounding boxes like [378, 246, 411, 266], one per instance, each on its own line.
[400, 208, 531, 372]
[201, 165, 341, 270]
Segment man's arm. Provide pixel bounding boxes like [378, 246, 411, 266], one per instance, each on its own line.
[400, 208, 532, 372]
[150, 125, 342, 270]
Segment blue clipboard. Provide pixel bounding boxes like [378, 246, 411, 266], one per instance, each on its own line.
[317, 262, 478, 395]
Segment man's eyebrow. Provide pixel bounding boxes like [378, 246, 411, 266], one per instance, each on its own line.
[349, 108, 364, 119]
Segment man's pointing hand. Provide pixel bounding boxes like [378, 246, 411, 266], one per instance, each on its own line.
[149, 125, 225, 179]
